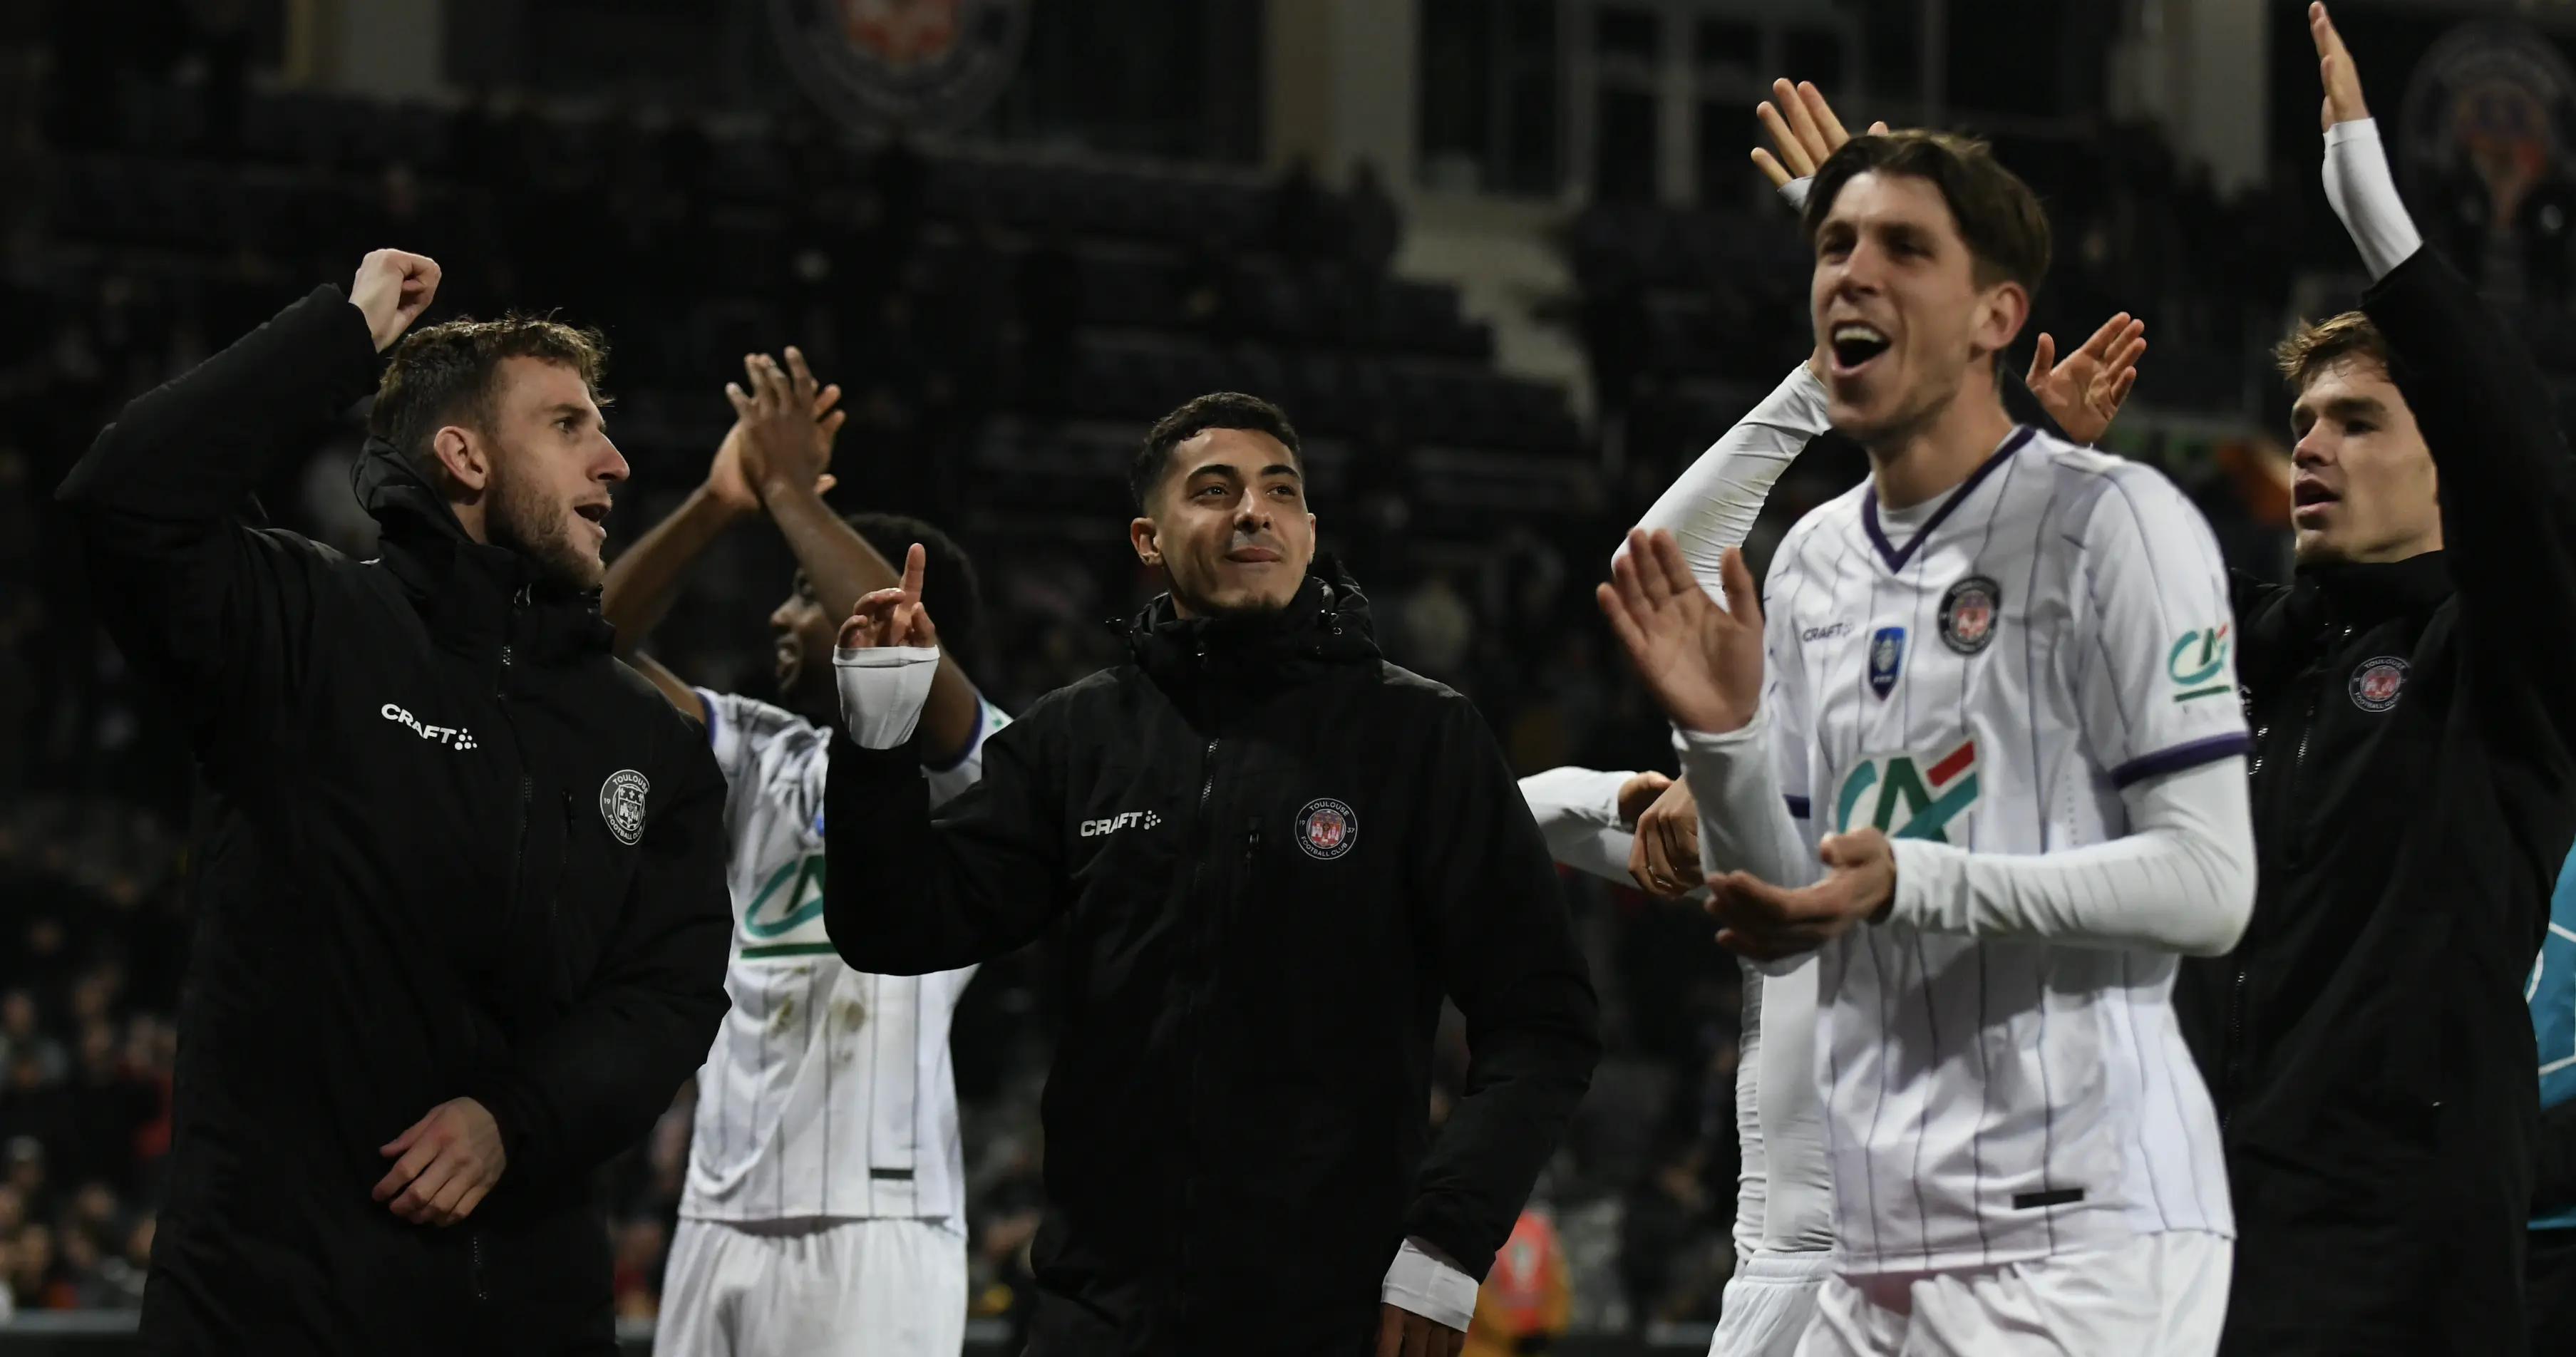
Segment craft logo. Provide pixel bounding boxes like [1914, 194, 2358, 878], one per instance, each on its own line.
[2400, 21, 2576, 245]
[1835, 739, 1980, 843]
[1295, 798, 1357, 861]
[770, 0, 1031, 132]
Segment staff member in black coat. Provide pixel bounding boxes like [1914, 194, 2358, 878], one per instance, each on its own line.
[2174, 10, 2576, 1355]
[55, 252, 732, 1355]
[823, 393, 1600, 1357]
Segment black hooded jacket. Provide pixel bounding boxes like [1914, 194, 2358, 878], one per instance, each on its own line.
[2172, 251, 2576, 1355]
[56, 285, 731, 1356]
[823, 568, 1601, 1355]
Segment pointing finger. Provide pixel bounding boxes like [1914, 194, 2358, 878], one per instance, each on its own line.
[900, 542, 927, 598]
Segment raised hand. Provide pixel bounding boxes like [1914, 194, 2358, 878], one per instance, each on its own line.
[2312, 3, 2369, 130]
[1751, 78, 1890, 190]
[1597, 530, 1765, 736]
[2025, 311, 2148, 444]
[838, 542, 940, 651]
[723, 347, 846, 507]
[349, 249, 441, 352]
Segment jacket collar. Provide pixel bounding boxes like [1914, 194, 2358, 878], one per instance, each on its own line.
[2287, 549, 2453, 631]
[1118, 555, 1383, 693]
[353, 436, 614, 664]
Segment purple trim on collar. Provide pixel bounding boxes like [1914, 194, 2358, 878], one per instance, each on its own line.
[1860, 426, 2037, 574]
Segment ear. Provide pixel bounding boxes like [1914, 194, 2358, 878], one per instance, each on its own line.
[431, 425, 492, 496]
[1128, 516, 1161, 567]
[1972, 280, 2031, 363]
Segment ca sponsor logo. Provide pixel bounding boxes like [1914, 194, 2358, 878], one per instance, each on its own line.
[1081, 810, 1162, 838]
[380, 703, 478, 751]
[1834, 738, 1981, 842]
[2168, 625, 2233, 703]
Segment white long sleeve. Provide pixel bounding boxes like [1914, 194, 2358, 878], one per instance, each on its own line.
[1885, 755, 2255, 956]
[2324, 118, 2423, 282]
[1673, 716, 1823, 894]
[833, 644, 940, 748]
[1622, 363, 1833, 598]
[1515, 766, 1639, 886]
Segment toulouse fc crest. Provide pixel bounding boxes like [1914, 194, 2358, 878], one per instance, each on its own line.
[770, 0, 1031, 133]
[2350, 656, 2410, 713]
[1295, 798, 1358, 861]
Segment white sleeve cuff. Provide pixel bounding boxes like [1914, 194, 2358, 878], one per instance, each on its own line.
[1381, 1238, 1479, 1333]
[2323, 117, 2422, 282]
[1781, 175, 1811, 211]
[833, 645, 941, 750]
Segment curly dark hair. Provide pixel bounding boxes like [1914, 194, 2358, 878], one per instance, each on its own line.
[1128, 392, 1302, 513]
[369, 315, 610, 480]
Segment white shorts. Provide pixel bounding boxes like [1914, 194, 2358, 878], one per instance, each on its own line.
[1793, 1230, 2230, 1357]
[1713, 1251, 1835, 1357]
[656, 1216, 967, 1357]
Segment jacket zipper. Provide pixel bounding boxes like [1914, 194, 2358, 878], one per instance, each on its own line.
[504, 775, 532, 944]
[1171, 731, 1220, 1325]
[555, 790, 575, 928]
[469, 1229, 489, 1301]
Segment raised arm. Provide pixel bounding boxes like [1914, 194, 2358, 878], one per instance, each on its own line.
[732, 350, 984, 763]
[823, 552, 1067, 973]
[2309, 4, 2576, 736]
[55, 253, 436, 763]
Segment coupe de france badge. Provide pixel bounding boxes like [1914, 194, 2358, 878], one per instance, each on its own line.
[1939, 575, 2001, 655]
[1295, 798, 1357, 861]
[1867, 626, 1907, 700]
[600, 769, 651, 846]
[2350, 656, 2409, 713]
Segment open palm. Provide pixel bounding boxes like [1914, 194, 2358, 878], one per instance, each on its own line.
[2025, 311, 2148, 444]
[1598, 531, 1766, 736]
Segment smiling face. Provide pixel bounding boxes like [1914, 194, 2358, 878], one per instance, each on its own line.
[2287, 356, 2441, 565]
[768, 567, 837, 708]
[1131, 425, 1316, 618]
[1810, 170, 2029, 445]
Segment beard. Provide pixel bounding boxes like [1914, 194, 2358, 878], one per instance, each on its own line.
[485, 455, 599, 594]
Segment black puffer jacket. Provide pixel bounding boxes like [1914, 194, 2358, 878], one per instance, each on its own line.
[825, 567, 1601, 1355]
[2174, 250, 2576, 1356]
[56, 285, 731, 1356]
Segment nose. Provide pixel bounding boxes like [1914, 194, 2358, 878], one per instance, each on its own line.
[2292, 428, 2330, 466]
[1232, 487, 1271, 531]
[597, 435, 630, 485]
[769, 599, 798, 632]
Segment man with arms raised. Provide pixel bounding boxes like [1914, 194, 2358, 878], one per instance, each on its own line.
[599, 349, 1008, 1356]
[56, 253, 731, 1353]
[823, 393, 1599, 1356]
[1602, 125, 2252, 1354]
[2175, 9, 2576, 1353]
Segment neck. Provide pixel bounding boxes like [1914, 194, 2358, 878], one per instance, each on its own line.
[449, 497, 491, 546]
[1865, 373, 2016, 511]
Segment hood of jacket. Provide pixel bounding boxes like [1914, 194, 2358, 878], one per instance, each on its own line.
[352, 435, 613, 664]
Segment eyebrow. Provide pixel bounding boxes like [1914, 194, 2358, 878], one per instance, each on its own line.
[2293, 394, 2386, 425]
[547, 403, 599, 426]
[1186, 462, 1302, 482]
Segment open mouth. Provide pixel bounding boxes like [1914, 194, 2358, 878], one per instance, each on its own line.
[573, 502, 609, 530]
[1829, 322, 1892, 373]
[2291, 478, 2339, 525]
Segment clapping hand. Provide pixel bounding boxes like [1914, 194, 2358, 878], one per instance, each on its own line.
[1597, 530, 1766, 737]
[2025, 312, 2148, 444]
[1751, 78, 1889, 191]
[2312, 3, 2369, 131]
[720, 347, 845, 510]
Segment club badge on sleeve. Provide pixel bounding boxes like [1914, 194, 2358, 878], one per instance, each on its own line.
[600, 769, 651, 846]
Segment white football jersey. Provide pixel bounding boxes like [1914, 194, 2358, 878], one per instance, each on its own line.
[1761, 427, 2246, 1274]
[679, 688, 1012, 1229]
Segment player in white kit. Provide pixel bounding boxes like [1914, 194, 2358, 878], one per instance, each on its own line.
[1600, 128, 2254, 1357]
[597, 351, 1006, 1356]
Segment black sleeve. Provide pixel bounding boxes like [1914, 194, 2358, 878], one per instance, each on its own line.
[2540, 1098, 2576, 1217]
[1402, 696, 1603, 1279]
[53, 285, 379, 768]
[2361, 249, 2576, 743]
[468, 733, 733, 1177]
[823, 703, 1070, 975]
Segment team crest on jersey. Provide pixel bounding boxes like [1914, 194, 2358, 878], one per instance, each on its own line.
[599, 770, 650, 846]
[1867, 626, 1907, 700]
[1835, 738, 1980, 842]
[1938, 575, 2002, 655]
[1295, 798, 1358, 860]
[2350, 656, 2409, 713]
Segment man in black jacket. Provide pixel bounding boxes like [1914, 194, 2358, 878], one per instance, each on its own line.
[823, 393, 1600, 1356]
[55, 251, 731, 1355]
[2173, 9, 2576, 1354]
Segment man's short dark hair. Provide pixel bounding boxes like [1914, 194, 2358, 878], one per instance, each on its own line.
[1803, 130, 2053, 294]
[2274, 311, 2390, 393]
[369, 316, 610, 480]
[844, 512, 988, 675]
[1130, 393, 1302, 513]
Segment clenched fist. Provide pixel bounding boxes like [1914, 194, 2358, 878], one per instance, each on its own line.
[349, 249, 441, 352]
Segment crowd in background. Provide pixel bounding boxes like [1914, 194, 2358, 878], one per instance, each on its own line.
[13, 4, 2576, 1336]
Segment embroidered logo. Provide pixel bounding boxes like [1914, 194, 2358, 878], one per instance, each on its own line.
[1294, 798, 1358, 861]
[1938, 575, 2002, 655]
[1867, 626, 1906, 700]
[1080, 810, 1163, 837]
[599, 770, 650, 846]
[2350, 656, 2408, 713]
[379, 703, 477, 752]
